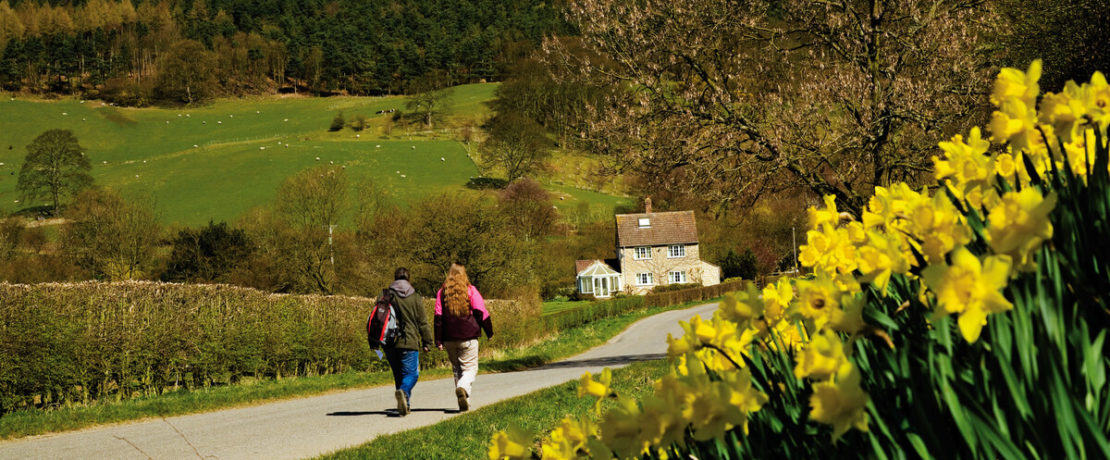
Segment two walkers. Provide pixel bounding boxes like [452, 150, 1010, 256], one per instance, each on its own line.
[380, 264, 493, 416]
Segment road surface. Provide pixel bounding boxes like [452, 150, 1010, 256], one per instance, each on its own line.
[0, 302, 718, 459]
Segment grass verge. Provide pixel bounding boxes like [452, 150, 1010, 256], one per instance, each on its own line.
[317, 358, 671, 460]
[540, 299, 590, 316]
[0, 298, 715, 440]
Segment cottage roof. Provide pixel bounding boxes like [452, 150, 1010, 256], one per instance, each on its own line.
[615, 210, 698, 248]
[575, 259, 619, 276]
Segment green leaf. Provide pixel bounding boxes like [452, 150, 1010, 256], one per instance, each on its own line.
[1084, 330, 1107, 398]
[967, 411, 1025, 459]
[1049, 365, 1082, 459]
[905, 432, 932, 460]
[938, 360, 977, 452]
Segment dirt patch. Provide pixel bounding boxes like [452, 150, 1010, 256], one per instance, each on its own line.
[25, 217, 67, 228]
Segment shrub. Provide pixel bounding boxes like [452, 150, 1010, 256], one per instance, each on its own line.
[466, 177, 509, 190]
[329, 112, 345, 131]
[648, 282, 701, 293]
[161, 221, 253, 283]
[0, 217, 22, 260]
[568, 291, 596, 302]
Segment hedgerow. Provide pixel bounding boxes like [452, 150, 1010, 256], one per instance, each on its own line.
[0, 281, 527, 414]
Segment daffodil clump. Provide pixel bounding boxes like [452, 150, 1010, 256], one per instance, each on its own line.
[489, 62, 1110, 459]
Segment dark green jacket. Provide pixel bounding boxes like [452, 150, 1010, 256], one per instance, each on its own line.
[387, 279, 434, 351]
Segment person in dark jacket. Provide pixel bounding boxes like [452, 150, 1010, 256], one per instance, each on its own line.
[434, 263, 493, 411]
[383, 267, 434, 416]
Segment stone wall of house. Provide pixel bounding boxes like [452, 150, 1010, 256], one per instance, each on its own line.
[618, 243, 720, 295]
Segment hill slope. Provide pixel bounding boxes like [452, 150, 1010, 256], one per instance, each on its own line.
[0, 84, 630, 225]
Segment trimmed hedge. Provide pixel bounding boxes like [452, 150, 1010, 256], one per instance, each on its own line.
[643, 280, 747, 308]
[0, 281, 532, 414]
[0, 279, 723, 415]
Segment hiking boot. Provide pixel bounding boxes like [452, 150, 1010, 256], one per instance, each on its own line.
[456, 387, 470, 411]
[395, 389, 409, 416]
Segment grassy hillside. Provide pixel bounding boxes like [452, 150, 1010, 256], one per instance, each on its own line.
[2, 84, 593, 226]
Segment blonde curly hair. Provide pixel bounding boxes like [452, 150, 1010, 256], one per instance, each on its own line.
[444, 263, 471, 317]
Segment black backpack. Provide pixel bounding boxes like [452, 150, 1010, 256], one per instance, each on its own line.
[366, 289, 401, 349]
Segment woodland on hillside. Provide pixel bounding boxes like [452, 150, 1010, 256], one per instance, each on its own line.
[0, 0, 568, 103]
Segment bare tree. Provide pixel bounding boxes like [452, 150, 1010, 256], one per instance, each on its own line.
[62, 188, 160, 280]
[551, 0, 994, 215]
[481, 112, 553, 183]
[498, 177, 558, 241]
[265, 166, 349, 293]
[405, 70, 454, 128]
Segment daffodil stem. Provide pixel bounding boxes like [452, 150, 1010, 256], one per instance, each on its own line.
[700, 343, 745, 371]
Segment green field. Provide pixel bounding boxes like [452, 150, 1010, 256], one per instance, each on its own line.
[0, 84, 629, 226]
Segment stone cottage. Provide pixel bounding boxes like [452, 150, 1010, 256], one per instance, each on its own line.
[576, 198, 721, 297]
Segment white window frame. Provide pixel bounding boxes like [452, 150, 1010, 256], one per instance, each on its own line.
[634, 246, 651, 260]
[580, 277, 593, 293]
[636, 272, 654, 286]
[669, 271, 687, 284]
[638, 217, 651, 228]
[668, 244, 686, 258]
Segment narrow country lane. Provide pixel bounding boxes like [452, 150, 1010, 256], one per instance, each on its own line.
[0, 302, 718, 460]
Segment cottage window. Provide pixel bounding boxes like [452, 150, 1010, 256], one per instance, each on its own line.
[669, 271, 687, 284]
[638, 217, 651, 228]
[634, 247, 651, 259]
[636, 272, 654, 285]
[580, 277, 593, 293]
[668, 244, 686, 258]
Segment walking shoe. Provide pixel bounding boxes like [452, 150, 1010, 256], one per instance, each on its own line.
[455, 387, 470, 411]
[395, 389, 409, 416]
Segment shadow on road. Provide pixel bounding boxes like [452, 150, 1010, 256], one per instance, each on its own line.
[537, 353, 665, 370]
[327, 408, 460, 417]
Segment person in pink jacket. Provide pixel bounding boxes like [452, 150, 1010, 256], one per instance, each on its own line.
[434, 263, 493, 411]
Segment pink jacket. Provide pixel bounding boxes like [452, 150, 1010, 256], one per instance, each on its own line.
[434, 285, 493, 343]
[434, 284, 490, 319]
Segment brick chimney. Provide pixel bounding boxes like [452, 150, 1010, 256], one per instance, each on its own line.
[644, 196, 652, 214]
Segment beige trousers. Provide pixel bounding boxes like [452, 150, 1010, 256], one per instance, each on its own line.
[444, 339, 479, 395]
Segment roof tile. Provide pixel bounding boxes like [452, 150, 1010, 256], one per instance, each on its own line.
[615, 211, 698, 247]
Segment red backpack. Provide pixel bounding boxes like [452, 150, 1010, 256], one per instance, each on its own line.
[366, 289, 401, 349]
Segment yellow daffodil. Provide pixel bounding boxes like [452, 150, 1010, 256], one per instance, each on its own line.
[578, 369, 614, 413]
[718, 284, 763, 324]
[994, 152, 1018, 184]
[921, 246, 1013, 343]
[856, 230, 909, 293]
[986, 188, 1057, 270]
[641, 374, 693, 448]
[809, 364, 870, 440]
[807, 194, 840, 228]
[1039, 86, 1086, 142]
[599, 396, 648, 458]
[827, 293, 866, 334]
[666, 331, 694, 357]
[761, 278, 794, 322]
[991, 59, 1041, 107]
[934, 127, 993, 188]
[796, 273, 858, 330]
[541, 416, 596, 460]
[794, 329, 850, 380]
[489, 426, 534, 460]
[1081, 71, 1110, 125]
[990, 98, 1041, 154]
